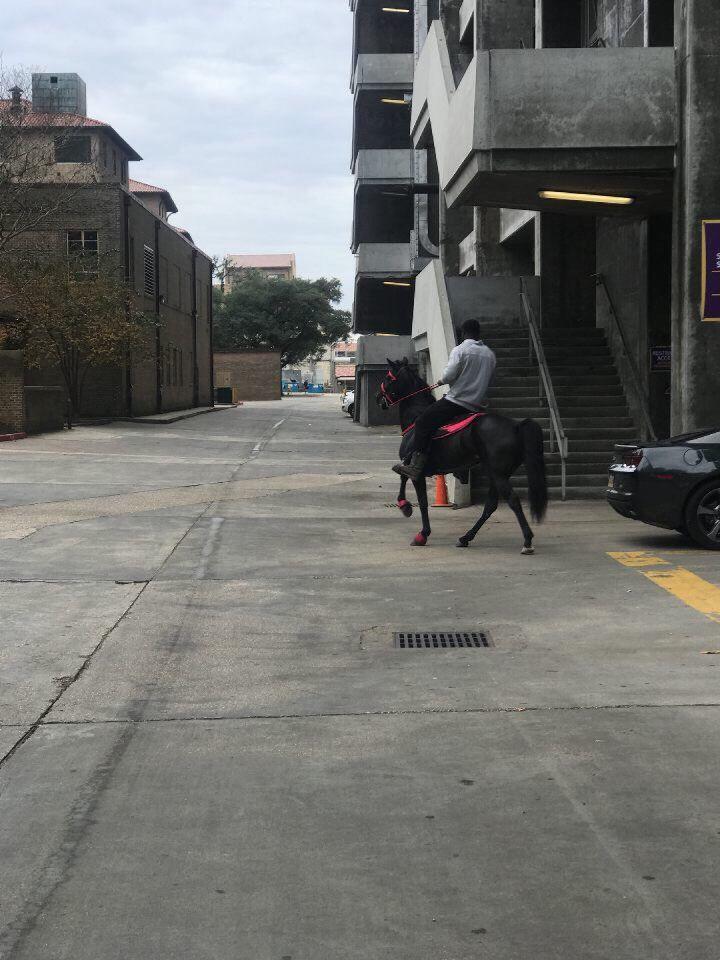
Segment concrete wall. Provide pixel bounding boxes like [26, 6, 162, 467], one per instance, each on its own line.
[355, 334, 416, 426]
[413, 26, 675, 197]
[356, 243, 412, 276]
[0, 351, 25, 433]
[214, 352, 281, 402]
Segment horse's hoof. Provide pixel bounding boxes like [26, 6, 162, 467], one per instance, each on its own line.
[397, 499, 413, 518]
[456, 539, 469, 548]
[521, 546, 535, 555]
[412, 533, 428, 546]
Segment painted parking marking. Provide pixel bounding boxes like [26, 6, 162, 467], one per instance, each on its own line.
[608, 550, 720, 625]
[644, 567, 720, 624]
[608, 551, 669, 568]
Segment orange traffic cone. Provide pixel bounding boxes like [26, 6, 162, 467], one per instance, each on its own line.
[432, 474, 453, 508]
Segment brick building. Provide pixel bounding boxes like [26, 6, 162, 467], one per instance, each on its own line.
[214, 351, 282, 402]
[224, 254, 297, 291]
[0, 72, 214, 427]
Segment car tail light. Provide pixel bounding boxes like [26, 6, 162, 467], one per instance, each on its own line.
[623, 449, 644, 467]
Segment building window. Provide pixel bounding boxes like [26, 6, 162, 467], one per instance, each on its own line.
[55, 136, 92, 163]
[128, 236, 135, 282]
[113, 149, 117, 175]
[100, 138, 108, 168]
[66, 230, 99, 274]
[143, 244, 156, 298]
[179, 351, 184, 386]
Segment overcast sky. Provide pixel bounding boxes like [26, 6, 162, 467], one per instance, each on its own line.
[3, 0, 356, 306]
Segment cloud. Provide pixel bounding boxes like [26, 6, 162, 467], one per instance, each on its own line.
[2, 0, 356, 305]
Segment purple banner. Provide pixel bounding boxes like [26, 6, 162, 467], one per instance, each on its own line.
[702, 220, 720, 321]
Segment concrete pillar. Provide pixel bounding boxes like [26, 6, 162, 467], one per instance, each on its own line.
[475, 208, 533, 277]
[671, 0, 720, 431]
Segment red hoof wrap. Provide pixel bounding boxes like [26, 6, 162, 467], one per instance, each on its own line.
[397, 499, 413, 517]
[413, 533, 428, 546]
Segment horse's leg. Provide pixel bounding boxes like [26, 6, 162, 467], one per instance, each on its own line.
[411, 476, 431, 545]
[456, 484, 499, 548]
[397, 476, 413, 518]
[495, 476, 535, 554]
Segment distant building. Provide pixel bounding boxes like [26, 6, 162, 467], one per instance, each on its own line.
[0, 72, 214, 430]
[333, 340, 356, 392]
[224, 254, 297, 290]
[214, 351, 282, 402]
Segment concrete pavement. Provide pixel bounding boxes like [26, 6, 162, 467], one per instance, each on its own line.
[1, 395, 719, 959]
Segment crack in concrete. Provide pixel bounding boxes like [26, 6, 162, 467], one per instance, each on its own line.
[34, 701, 720, 727]
[0, 582, 149, 771]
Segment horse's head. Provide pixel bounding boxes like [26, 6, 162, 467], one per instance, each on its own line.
[376, 357, 414, 410]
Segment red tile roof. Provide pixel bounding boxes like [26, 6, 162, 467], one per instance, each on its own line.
[0, 100, 142, 160]
[129, 178, 178, 214]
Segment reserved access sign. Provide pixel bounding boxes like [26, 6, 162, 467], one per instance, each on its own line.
[702, 219, 720, 321]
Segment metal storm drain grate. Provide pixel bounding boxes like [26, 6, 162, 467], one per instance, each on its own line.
[393, 631, 493, 650]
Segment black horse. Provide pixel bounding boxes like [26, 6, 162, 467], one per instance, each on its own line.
[377, 358, 548, 553]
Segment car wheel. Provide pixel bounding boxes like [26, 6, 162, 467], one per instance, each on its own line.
[347, 404, 354, 418]
[684, 479, 720, 550]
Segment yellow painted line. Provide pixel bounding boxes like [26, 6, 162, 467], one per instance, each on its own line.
[643, 567, 720, 624]
[608, 552, 720, 625]
[608, 551, 670, 568]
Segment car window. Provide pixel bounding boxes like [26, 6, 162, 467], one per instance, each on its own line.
[689, 430, 720, 444]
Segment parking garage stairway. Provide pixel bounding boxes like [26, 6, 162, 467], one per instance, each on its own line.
[471, 325, 637, 501]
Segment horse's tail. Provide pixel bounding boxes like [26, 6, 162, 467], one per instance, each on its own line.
[519, 419, 548, 523]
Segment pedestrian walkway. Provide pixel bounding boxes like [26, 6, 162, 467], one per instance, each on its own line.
[1, 396, 719, 959]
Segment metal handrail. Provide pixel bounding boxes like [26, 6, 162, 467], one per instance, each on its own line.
[594, 273, 656, 442]
[520, 279, 569, 501]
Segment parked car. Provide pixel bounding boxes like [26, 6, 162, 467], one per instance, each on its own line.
[341, 390, 355, 417]
[607, 429, 720, 549]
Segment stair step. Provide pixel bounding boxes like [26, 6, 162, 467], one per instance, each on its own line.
[551, 375, 622, 385]
[565, 426, 637, 439]
[490, 399, 633, 426]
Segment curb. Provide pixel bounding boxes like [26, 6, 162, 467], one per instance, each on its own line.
[0, 432, 27, 442]
[73, 405, 238, 428]
[115, 404, 236, 425]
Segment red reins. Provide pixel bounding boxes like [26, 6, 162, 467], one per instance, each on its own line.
[381, 371, 435, 408]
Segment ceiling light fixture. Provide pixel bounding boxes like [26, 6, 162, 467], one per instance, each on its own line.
[382, 6, 411, 11]
[381, 97, 409, 105]
[539, 190, 634, 206]
[383, 280, 412, 288]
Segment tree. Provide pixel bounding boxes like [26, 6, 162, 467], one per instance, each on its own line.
[0, 253, 155, 416]
[0, 64, 91, 252]
[213, 271, 351, 366]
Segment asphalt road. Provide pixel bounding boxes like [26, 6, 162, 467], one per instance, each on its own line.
[1, 396, 719, 960]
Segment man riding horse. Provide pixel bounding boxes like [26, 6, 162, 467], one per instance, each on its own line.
[393, 318, 496, 482]
[378, 321, 547, 553]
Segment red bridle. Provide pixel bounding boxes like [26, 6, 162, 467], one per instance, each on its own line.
[380, 370, 434, 407]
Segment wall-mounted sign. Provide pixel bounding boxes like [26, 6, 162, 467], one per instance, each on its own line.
[651, 346, 671, 372]
[701, 220, 720, 321]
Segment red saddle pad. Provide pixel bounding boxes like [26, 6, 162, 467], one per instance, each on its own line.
[433, 412, 484, 440]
